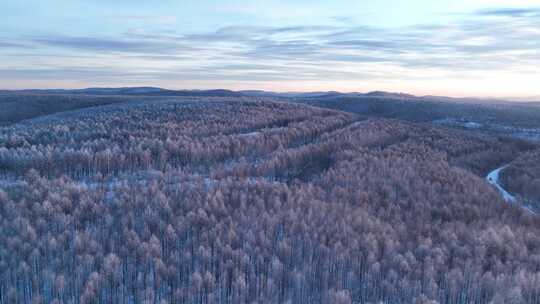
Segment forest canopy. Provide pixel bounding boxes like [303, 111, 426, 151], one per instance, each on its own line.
[1, 97, 539, 304]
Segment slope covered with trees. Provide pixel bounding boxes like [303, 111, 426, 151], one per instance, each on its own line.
[303, 95, 540, 143]
[1, 98, 539, 303]
[303, 95, 540, 128]
[500, 149, 540, 205]
[0, 93, 130, 126]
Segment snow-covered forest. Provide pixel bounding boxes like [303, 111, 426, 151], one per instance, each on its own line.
[500, 150, 540, 206]
[1, 97, 540, 303]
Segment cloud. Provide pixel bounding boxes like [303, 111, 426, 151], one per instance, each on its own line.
[0, 68, 126, 80]
[475, 7, 540, 17]
[32, 35, 182, 54]
[1, 5, 539, 94]
[21, 12, 540, 70]
[0, 41, 27, 48]
[112, 15, 177, 24]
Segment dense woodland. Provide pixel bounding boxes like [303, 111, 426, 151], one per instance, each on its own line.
[501, 150, 540, 204]
[305, 95, 540, 129]
[1, 97, 540, 303]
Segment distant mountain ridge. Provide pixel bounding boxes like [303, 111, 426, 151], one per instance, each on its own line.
[0, 87, 442, 99]
[1, 87, 538, 104]
[0, 87, 242, 97]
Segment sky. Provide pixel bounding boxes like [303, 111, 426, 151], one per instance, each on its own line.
[0, 0, 539, 98]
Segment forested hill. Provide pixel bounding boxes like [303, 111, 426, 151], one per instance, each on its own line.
[0, 89, 241, 126]
[300, 94, 540, 130]
[1, 97, 540, 303]
[5, 87, 540, 134]
[0, 94, 130, 126]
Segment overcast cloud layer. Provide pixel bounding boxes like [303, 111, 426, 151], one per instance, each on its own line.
[0, 1, 539, 98]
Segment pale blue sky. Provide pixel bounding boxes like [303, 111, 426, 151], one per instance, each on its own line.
[1, 0, 539, 98]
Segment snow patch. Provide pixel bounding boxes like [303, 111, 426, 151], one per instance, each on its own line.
[464, 122, 481, 129]
[238, 131, 261, 137]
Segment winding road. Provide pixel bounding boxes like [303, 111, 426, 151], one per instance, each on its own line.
[486, 165, 537, 215]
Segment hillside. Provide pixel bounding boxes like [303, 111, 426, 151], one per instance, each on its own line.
[5, 87, 539, 140]
[301, 95, 540, 140]
[0, 89, 243, 126]
[500, 149, 540, 207]
[1, 98, 540, 303]
[0, 93, 130, 126]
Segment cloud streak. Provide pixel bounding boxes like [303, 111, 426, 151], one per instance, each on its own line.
[475, 7, 540, 17]
[0, 41, 27, 49]
[32, 36, 183, 53]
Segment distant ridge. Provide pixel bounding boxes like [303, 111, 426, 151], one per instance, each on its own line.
[1, 87, 242, 97]
[1, 87, 418, 100]
[364, 91, 416, 98]
[1, 86, 537, 103]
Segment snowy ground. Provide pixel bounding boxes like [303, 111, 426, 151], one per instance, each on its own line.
[238, 131, 261, 137]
